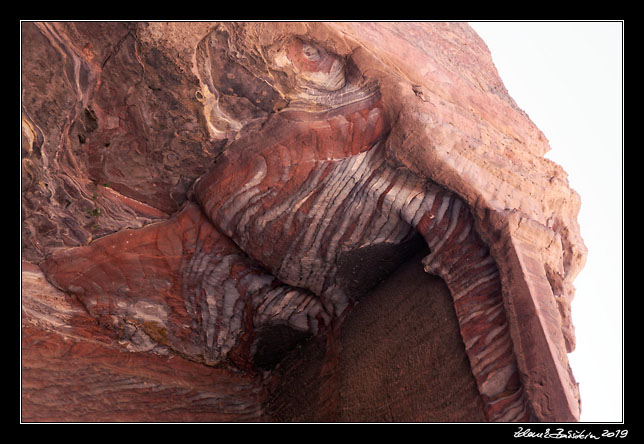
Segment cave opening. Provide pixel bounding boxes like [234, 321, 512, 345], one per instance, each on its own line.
[262, 242, 488, 422]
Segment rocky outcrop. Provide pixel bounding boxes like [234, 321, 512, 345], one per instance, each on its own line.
[22, 22, 586, 422]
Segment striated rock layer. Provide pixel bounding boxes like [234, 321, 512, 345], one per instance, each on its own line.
[22, 22, 586, 422]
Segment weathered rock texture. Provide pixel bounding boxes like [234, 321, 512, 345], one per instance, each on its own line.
[21, 22, 586, 422]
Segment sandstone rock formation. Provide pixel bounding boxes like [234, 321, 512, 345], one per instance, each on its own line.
[21, 21, 586, 422]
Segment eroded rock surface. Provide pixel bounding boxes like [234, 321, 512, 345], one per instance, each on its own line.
[22, 22, 585, 422]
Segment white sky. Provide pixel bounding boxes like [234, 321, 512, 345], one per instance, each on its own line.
[468, 21, 623, 423]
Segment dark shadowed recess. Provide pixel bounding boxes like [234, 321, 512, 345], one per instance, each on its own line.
[264, 247, 487, 422]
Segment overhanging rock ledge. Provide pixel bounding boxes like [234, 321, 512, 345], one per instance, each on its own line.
[22, 21, 586, 422]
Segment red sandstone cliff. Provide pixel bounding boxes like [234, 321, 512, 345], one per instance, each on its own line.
[21, 22, 586, 422]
